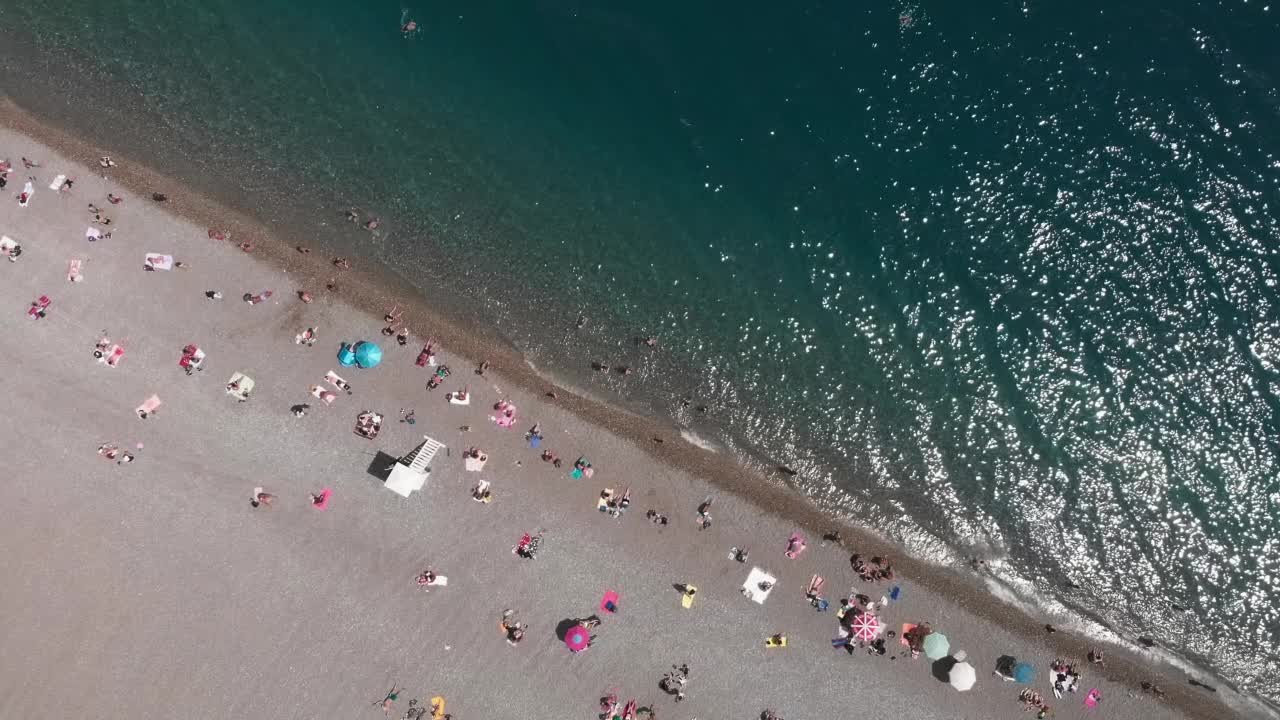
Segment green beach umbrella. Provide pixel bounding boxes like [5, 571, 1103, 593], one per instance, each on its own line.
[923, 632, 950, 659]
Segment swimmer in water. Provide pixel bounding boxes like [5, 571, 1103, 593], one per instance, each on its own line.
[400, 9, 418, 35]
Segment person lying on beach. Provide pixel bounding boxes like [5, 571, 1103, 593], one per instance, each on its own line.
[22, 157, 40, 169]
[332, 257, 350, 270]
[99, 156, 116, 168]
[364, 217, 380, 231]
[250, 488, 275, 508]
[60, 177, 75, 192]
[107, 193, 123, 204]
[396, 328, 410, 346]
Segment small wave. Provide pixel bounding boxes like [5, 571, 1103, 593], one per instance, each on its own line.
[679, 429, 720, 452]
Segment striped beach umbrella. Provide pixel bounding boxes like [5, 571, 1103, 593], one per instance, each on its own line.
[851, 612, 880, 643]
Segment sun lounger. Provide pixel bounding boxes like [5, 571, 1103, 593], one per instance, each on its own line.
[136, 394, 162, 419]
[85, 227, 101, 242]
[27, 295, 50, 319]
[67, 258, 83, 282]
[104, 344, 125, 367]
[742, 567, 777, 605]
[18, 181, 32, 207]
[48, 174, 66, 191]
[144, 253, 174, 271]
[309, 385, 336, 405]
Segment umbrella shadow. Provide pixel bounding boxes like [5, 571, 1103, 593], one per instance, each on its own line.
[995, 654, 1017, 678]
[555, 618, 577, 642]
[931, 656, 958, 683]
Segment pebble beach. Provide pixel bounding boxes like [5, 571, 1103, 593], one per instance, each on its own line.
[0, 104, 1257, 720]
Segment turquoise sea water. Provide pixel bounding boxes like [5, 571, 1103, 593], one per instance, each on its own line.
[4, 0, 1280, 705]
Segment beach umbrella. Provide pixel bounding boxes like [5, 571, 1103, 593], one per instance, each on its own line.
[851, 612, 881, 643]
[337, 344, 357, 367]
[354, 341, 383, 368]
[923, 632, 950, 659]
[949, 661, 977, 691]
[1014, 661, 1036, 683]
[564, 624, 591, 652]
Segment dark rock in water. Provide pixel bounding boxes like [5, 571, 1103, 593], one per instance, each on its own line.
[778, 465, 799, 476]
[1170, 603, 1188, 612]
[1138, 637, 1156, 648]
[152, 192, 168, 202]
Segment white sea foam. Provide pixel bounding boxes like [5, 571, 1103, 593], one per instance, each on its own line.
[679, 429, 720, 452]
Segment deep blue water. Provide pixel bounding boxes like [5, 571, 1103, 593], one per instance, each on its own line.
[3, 0, 1280, 705]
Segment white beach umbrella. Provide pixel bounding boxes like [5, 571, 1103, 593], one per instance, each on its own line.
[949, 661, 977, 691]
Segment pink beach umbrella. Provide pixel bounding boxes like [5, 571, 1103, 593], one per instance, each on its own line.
[851, 612, 881, 643]
[564, 624, 591, 652]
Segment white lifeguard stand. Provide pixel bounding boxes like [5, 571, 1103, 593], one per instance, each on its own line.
[385, 436, 446, 498]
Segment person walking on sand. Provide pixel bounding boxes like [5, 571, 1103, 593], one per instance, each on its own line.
[373, 684, 400, 715]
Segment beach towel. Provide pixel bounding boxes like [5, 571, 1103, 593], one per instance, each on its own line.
[104, 344, 125, 367]
[309, 385, 336, 405]
[48, 174, 65, 191]
[311, 488, 332, 510]
[600, 590, 620, 613]
[448, 392, 470, 405]
[785, 532, 807, 559]
[741, 567, 777, 604]
[136, 394, 162, 418]
[464, 454, 488, 472]
[85, 227, 102, 242]
[67, 258, 83, 283]
[144, 253, 174, 270]
[18, 181, 33, 207]
[1085, 688, 1101, 709]
[1, 235, 19, 258]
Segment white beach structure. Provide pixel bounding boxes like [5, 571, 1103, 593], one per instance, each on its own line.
[384, 435, 446, 498]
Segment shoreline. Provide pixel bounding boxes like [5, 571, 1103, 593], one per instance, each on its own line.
[0, 96, 1257, 719]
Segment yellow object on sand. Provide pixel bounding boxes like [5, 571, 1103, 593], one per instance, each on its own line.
[765, 634, 788, 648]
[430, 696, 446, 719]
[681, 585, 697, 609]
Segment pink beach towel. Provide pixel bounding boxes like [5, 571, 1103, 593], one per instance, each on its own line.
[136, 394, 162, 418]
[600, 590, 620, 614]
[311, 488, 333, 510]
[1085, 688, 1101, 709]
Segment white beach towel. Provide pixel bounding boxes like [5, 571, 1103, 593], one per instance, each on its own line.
[48, 174, 66, 191]
[144, 253, 174, 270]
[19, 181, 32, 207]
[742, 567, 777, 605]
[85, 227, 102, 241]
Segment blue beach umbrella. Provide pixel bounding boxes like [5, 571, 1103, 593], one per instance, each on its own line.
[923, 632, 950, 660]
[337, 343, 357, 367]
[1014, 661, 1036, 683]
[354, 341, 383, 369]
